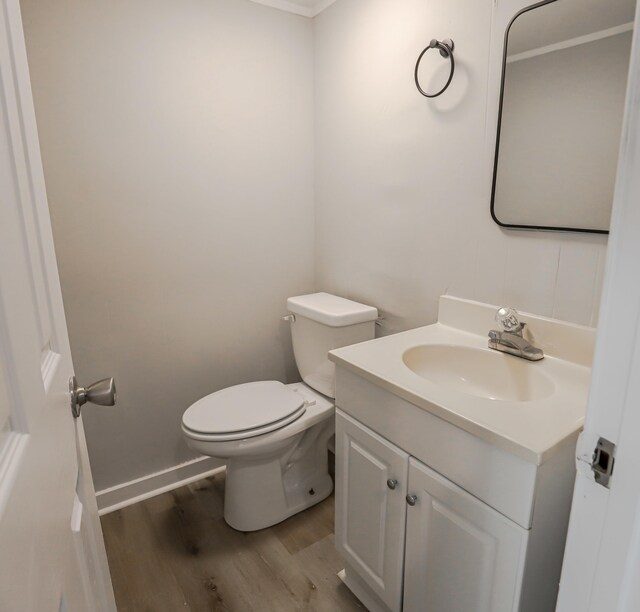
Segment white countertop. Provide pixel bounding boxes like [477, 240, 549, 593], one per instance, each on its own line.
[329, 296, 594, 465]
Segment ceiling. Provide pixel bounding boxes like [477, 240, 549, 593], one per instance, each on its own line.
[248, 0, 337, 18]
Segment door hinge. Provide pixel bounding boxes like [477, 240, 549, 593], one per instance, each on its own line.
[591, 437, 616, 488]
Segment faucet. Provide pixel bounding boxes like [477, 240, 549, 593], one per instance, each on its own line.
[488, 307, 544, 361]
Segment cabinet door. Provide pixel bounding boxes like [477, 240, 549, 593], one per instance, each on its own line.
[335, 410, 409, 612]
[403, 458, 528, 612]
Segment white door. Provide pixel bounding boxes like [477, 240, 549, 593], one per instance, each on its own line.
[403, 458, 528, 612]
[556, 2, 640, 610]
[335, 410, 409, 612]
[0, 1, 115, 610]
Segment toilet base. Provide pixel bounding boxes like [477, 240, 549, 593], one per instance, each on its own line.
[223, 418, 335, 531]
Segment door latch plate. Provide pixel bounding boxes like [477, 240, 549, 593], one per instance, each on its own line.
[591, 436, 616, 488]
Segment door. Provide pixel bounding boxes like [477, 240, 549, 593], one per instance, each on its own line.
[0, 1, 115, 610]
[335, 410, 409, 612]
[403, 458, 528, 612]
[556, 2, 640, 609]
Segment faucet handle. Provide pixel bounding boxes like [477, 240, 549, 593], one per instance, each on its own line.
[495, 306, 523, 333]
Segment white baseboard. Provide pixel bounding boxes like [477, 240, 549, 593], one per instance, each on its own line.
[96, 456, 225, 516]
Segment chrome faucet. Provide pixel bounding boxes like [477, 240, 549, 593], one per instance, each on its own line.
[488, 307, 544, 361]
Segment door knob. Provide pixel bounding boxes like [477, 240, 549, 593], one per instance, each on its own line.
[69, 376, 116, 418]
[406, 494, 418, 506]
[387, 479, 398, 490]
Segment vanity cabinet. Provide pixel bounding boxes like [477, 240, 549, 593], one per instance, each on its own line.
[336, 411, 528, 612]
[333, 365, 578, 612]
[330, 296, 592, 612]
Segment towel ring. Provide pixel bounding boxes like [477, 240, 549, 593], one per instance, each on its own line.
[414, 38, 455, 98]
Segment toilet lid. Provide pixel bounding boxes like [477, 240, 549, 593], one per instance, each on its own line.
[182, 381, 306, 436]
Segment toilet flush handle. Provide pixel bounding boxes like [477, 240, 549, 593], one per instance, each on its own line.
[282, 314, 296, 323]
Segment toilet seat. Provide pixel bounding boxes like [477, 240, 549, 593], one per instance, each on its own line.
[182, 381, 307, 442]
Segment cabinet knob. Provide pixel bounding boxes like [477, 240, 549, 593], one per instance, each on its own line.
[406, 494, 418, 506]
[387, 478, 398, 490]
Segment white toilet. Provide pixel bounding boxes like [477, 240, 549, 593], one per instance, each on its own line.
[181, 292, 377, 531]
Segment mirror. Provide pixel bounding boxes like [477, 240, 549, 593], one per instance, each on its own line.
[491, 0, 635, 234]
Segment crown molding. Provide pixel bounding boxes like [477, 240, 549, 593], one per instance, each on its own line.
[248, 0, 337, 18]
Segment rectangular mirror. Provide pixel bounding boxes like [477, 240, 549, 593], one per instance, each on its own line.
[491, 0, 635, 234]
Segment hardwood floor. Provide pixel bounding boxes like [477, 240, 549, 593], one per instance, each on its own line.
[100, 473, 365, 612]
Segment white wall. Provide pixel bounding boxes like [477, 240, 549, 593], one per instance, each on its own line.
[314, 0, 608, 334]
[21, 0, 315, 491]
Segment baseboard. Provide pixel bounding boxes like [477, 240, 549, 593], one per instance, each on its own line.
[96, 456, 225, 516]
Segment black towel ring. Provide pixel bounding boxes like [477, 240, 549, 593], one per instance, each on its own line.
[414, 38, 455, 98]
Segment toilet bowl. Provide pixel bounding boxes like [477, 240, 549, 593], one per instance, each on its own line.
[183, 382, 334, 531]
[181, 292, 377, 531]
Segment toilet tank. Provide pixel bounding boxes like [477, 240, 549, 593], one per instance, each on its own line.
[286, 293, 378, 398]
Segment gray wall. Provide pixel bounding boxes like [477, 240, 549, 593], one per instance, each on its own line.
[314, 0, 608, 335]
[22, 0, 611, 493]
[21, 0, 315, 491]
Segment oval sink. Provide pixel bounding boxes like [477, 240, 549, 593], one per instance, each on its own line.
[402, 344, 555, 402]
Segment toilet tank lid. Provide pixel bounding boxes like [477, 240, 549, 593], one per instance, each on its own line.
[287, 292, 378, 327]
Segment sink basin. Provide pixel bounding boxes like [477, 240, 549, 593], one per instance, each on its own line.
[402, 344, 555, 402]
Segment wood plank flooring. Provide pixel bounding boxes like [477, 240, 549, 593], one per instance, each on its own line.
[100, 473, 365, 612]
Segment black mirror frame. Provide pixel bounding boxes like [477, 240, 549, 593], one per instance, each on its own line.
[490, 0, 610, 235]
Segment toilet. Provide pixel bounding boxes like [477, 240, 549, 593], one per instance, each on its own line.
[181, 292, 378, 531]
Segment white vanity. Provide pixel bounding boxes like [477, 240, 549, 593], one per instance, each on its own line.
[329, 296, 594, 612]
